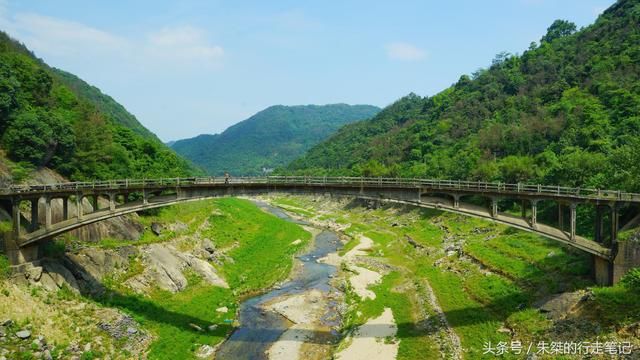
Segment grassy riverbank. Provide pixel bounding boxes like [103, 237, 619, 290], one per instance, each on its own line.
[98, 198, 311, 359]
[269, 195, 640, 359]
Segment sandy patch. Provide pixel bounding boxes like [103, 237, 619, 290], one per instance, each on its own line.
[349, 265, 382, 300]
[266, 324, 315, 360]
[265, 289, 334, 360]
[335, 307, 399, 360]
[319, 235, 373, 266]
[266, 289, 325, 324]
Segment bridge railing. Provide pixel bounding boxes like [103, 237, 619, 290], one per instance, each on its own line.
[2, 176, 639, 202]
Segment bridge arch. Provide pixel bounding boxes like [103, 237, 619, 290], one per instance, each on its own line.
[1, 176, 639, 284]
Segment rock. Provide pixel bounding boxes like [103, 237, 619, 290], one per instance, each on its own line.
[43, 350, 53, 360]
[446, 250, 457, 257]
[38, 273, 60, 292]
[546, 251, 556, 258]
[291, 239, 302, 246]
[84, 343, 91, 352]
[126, 327, 138, 335]
[1, 319, 12, 327]
[42, 260, 80, 293]
[144, 244, 187, 293]
[28, 266, 43, 282]
[207, 324, 218, 332]
[15, 330, 31, 339]
[170, 221, 188, 233]
[151, 222, 163, 236]
[216, 306, 229, 313]
[497, 327, 512, 334]
[189, 323, 203, 332]
[196, 344, 216, 358]
[534, 290, 586, 320]
[202, 239, 216, 253]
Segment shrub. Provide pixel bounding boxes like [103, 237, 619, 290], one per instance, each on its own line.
[620, 267, 640, 293]
[0, 254, 10, 280]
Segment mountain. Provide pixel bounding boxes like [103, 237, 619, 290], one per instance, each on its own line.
[289, 0, 640, 193]
[171, 104, 380, 175]
[0, 31, 199, 181]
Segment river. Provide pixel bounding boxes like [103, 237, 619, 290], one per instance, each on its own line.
[215, 201, 342, 359]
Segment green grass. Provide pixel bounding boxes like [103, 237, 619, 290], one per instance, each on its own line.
[417, 266, 510, 359]
[341, 272, 439, 359]
[95, 198, 311, 358]
[338, 237, 360, 256]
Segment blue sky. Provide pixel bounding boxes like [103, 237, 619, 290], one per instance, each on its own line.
[0, 0, 614, 141]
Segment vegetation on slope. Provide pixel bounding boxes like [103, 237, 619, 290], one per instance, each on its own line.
[0, 31, 198, 181]
[97, 198, 310, 359]
[273, 195, 640, 359]
[171, 104, 380, 175]
[288, 0, 640, 194]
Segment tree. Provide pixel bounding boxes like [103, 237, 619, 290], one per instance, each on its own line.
[3, 109, 75, 168]
[541, 20, 577, 43]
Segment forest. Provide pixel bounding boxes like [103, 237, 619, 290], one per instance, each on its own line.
[288, 0, 640, 193]
[0, 31, 198, 182]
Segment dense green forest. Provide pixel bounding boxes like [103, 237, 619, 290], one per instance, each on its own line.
[289, 0, 640, 193]
[0, 31, 198, 181]
[171, 104, 380, 175]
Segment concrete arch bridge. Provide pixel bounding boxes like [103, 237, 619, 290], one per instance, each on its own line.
[1, 176, 639, 285]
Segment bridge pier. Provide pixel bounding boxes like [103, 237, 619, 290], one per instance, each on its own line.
[62, 197, 69, 220]
[531, 200, 538, 227]
[29, 199, 38, 232]
[76, 194, 84, 220]
[570, 203, 576, 241]
[44, 197, 52, 230]
[108, 193, 116, 211]
[491, 198, 499, 217]
[3, 200, 39, 265]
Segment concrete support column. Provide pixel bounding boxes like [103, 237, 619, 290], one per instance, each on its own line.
[595, 205, 604, 243]
[453, 194, 460, 209]
[491, 198, 498, 218]
[90, 195, 98, 212]
[558, 203, 564, 231]
[29, 199, 38, 232]
[143, 190, 149, 205]
[109, 193, 116, 211]
[531, 200, 538, 227]
[62, 197, 69, 220]
[593, 255, 612, 286]
[521, 200, 527, 218]
[610, 204, 619, 245]
[569, 203, 577, 241]
[44, 197, 52, 230]
[12, 199, 21, 238]
[76, 194, 84, 220]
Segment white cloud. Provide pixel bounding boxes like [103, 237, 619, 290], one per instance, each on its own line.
[147, 26, 224, 65]
[0, 10, 224, 70]
[10, 13, 127, 56]
[385, 42, 427, 62]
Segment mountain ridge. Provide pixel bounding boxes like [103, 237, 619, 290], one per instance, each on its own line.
[288, 0, 640, 193]
[171, 103, 380, 175]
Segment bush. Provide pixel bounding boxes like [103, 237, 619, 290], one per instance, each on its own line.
[620, 268, 640, 293]
[0, 254, 10, 280]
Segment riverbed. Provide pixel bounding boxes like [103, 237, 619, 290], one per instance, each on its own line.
[215, 201, 343, 359]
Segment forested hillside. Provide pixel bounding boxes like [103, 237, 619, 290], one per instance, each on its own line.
[0, 31, 197, 182]
[289, 0, 640, 192]
[171, 104, 380, 175]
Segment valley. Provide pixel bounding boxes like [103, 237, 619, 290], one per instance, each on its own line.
[0, 0, 640, 359]
[2, 194, 638, 359]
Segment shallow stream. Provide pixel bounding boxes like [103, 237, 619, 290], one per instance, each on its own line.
[215, 201, 341, 359]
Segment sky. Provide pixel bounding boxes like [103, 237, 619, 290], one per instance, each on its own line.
[0, 0, 615, 141]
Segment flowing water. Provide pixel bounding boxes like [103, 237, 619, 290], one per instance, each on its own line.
[215, 201, 341, 359]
